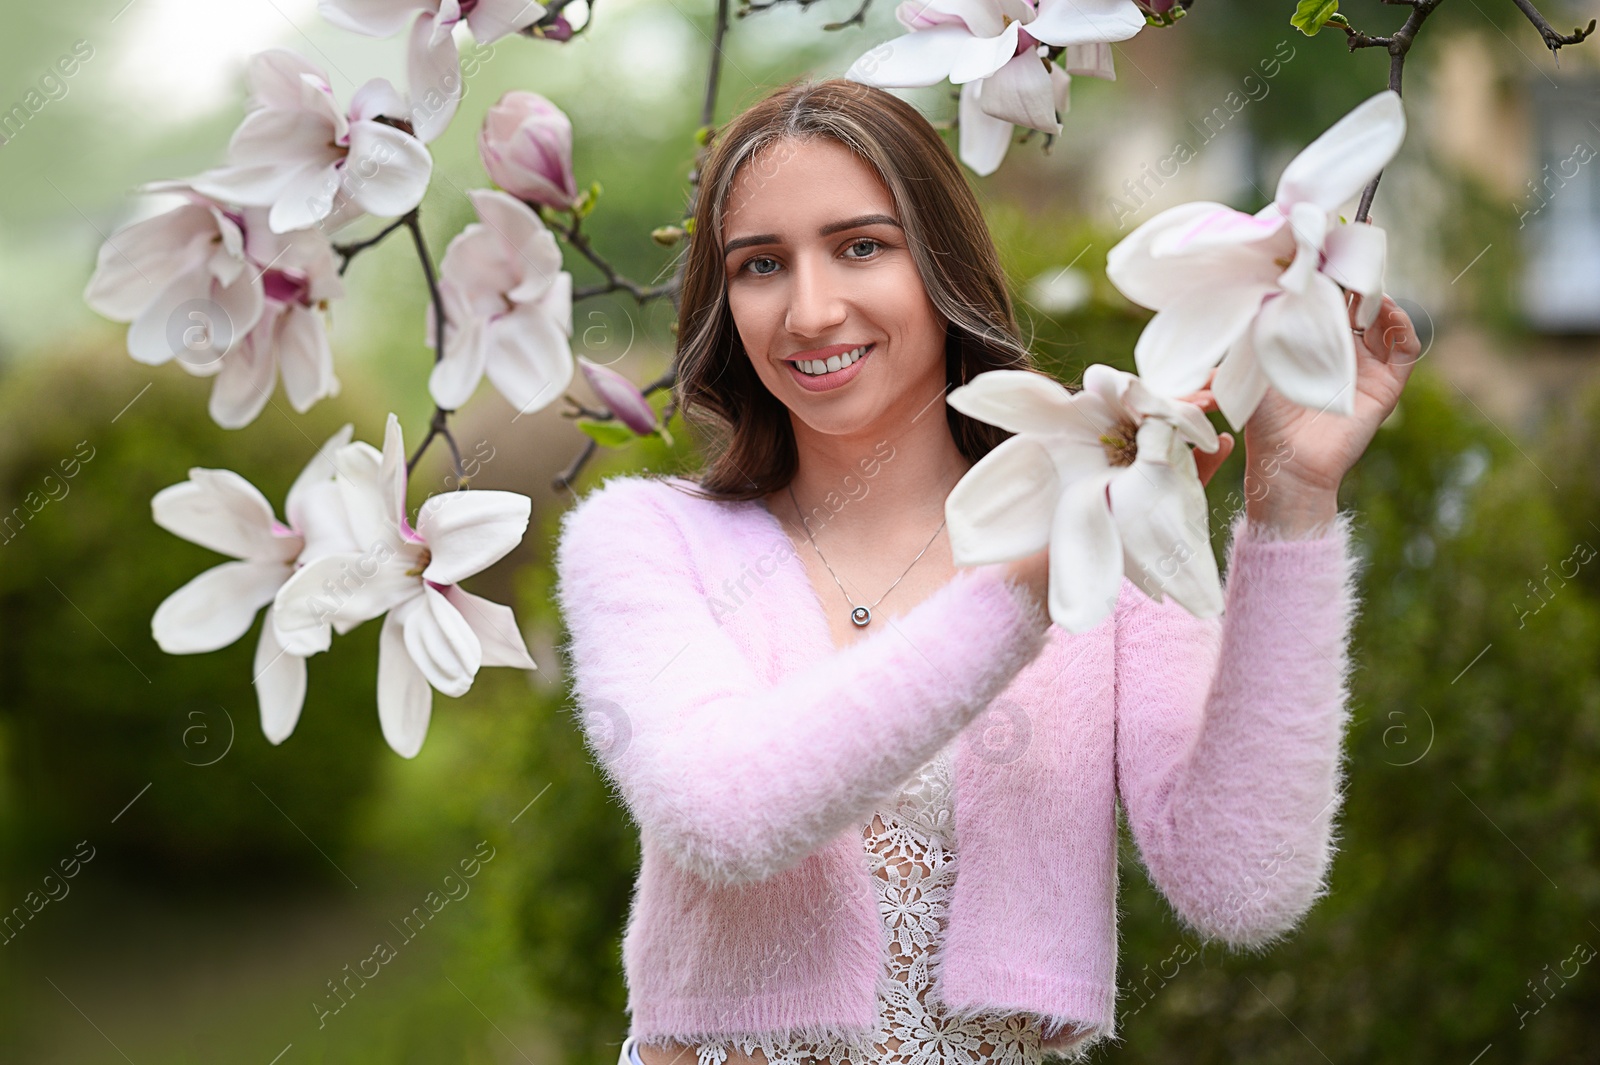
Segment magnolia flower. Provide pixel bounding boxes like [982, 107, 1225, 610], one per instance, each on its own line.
[150, 426, 357, 744]
[187, 49, 433, 234]
[578, 355, 657, 436]
[844, 0, 1145, 175]
[318, 0, 548, 144]
[84, 184, 345, 428]
[273, 413, 537, 758]
[945, 365, 1222, 633]
[1104, 89, 1406, 429]
[478, 91, 580, 210]
[428, 188, 574, 415]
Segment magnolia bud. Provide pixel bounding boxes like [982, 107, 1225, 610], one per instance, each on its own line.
[478, 91, 580, 211]
[578, 356, 657, 436]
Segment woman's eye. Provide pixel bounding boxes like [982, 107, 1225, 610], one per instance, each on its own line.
[744, 256, 779, 276]
[845, 238, 881, 258]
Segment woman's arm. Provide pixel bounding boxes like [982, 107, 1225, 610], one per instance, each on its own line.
[554, 474, 1053, 888]
[1113, 505, 1364, 950]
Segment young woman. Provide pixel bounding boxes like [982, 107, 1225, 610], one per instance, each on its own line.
[554, 76, 1419, 1065]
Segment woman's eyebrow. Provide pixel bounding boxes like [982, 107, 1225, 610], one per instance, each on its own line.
[723, 213, 903, 256]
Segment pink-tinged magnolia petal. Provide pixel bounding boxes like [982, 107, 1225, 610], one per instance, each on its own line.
[429, 300, 490, 410]
[975, 52, 1060, 136]
[1210, 326, 1271, 431]
[246, 48, 335, 110]
[208, 328, 278, 429]
[403, 585, 483, 697]
[466, 0, 547, 43]
[578, 355, 656, 435]
[1274, 89, 1406, 214]
[945, 433, 1059, 565]
[949, 20, 1020, 84]
[292, 480, 362, 563]
[1275, 200, 1329, 296]
[342, 121, 433, 219]
[273, 552, 421, 655]
[438, 228, 520, 319]
[1061, 42, 1114, 79]
[349, 76, 409, 124]
[153, 559, 290, 654]
[957, 78, 1015, 177]
[126, 266, 218, 367]
[1110, 449, 1222, 616]
[407, 14, 461, 144]
[317, 0, 421, 37]
[1105, 201, 1261, 309]
[1131, 280, 1275, 398]
[948, 369, 1101, 440]
[1048, 470, 1123, 634]
[467, 188, 564, 300]
[1051, 62, 1071, 116]
[285, 423, 355, 534]
[846, 26, 975, 87]
[83, 204, 221, 321]
[275, 305, 338, 412]
[415, 489, 531, 586]
[1322, 220, 1387, 330]
[1119, 374, 1219, 451]
[1025, 0, 1145, 46]
[1147, 204, 1288, 258]
[254, 604, 307, 745]
[227, 105, 343, 170]
[894, 0, 969, 31]
[441, 585, 536, 669]
[377, 599, 433, 758]
[483, 295, 576, 415]
[153, 468, 300, 562]
[1252, 273, 1358, 416]
[478, 91, 579, 209]
[266, 161, 345, 234]
[377, 413, 410, 534]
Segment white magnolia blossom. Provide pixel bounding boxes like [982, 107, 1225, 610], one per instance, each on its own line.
[1105, 89, 1407, 429]
[150, 426, 358, 745]
[273, 413, 537, 758]
[945, 365, 1222, 634]
[83, 184, 344, 428]
[845, 0, 1145, 175]
[318, 0, 548, 143]
[428, 187, 575, 415]
[187, 49, 434, 234]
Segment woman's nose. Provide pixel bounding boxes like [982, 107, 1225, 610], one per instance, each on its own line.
[783, 254, 848, 338]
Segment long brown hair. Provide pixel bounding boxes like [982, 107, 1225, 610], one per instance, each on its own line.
[671, 75, 1039, 503]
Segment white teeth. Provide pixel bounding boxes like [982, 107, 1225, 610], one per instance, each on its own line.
[795, 344, 870, 376]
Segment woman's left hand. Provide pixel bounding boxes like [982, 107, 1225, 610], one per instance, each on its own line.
[1181, 292, 1422, 494]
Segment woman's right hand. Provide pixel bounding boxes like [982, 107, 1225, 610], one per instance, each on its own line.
[1001, 545, 1051, 630]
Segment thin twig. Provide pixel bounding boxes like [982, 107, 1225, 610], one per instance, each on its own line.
[1509, 0, 1596, 52]
[401, 210, 465, 482]
[333, 216, 409, 275]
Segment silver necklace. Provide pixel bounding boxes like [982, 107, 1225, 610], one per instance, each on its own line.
[786, 482, 946, 628]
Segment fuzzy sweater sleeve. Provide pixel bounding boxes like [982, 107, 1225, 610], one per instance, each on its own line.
[1113, 508, 1365, 950]
[554, 475, 1053, 888]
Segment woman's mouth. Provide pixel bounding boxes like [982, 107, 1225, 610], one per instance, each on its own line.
[786, 343, 874, 393]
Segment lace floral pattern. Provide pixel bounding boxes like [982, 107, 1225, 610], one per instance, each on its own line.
[692, 748, 1047, 1065]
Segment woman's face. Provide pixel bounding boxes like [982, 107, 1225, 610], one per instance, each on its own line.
[721, 135, 948, 438]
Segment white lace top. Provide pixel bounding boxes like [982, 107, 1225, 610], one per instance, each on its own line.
[689, 747, 1050, 1065]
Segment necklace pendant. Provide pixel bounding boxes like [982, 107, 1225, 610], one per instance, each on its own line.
[850, 605, 872, 627]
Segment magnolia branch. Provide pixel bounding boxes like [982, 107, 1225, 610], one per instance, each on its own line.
[402, 210, 464, 478]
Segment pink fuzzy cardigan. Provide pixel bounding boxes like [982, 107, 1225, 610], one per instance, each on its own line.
[553, 472, 1363, 1057]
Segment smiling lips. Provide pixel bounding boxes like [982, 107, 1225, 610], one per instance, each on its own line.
[784, 342, 874, 392]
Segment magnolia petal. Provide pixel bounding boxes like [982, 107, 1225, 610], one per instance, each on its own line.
[208, 330, 277, 429]
[429, 303, 490, 411]
[1025, 0, 1145, 46]
[1121, 375, 1219, 451]
[153, 559, 288, 654]
[285, 423, 355, 530]
[439, 227, 521, 315]
[1252, 274, 1358, 416]
[949, 21, 1021, 85]
[1131, 281, 1273, 398]
[1276, 200, 1329, 296]
[441, 585, 536, 669]
[342, 121, 433, 219]
[1322, 220, 1387, 330]
[845, 26, 975, 88]
[83, 204, 220, 321]
[152, 468, 298, 562]
[946, 433, 1060, 565]
[483, 295, 576, 415]
[349, 76, 409, 124]
[468, 188, 564, 299]
[1061, 42, 1114, 80]
[975, 52, 1060, 136]
[377, 412, 410, 533]
[1048, 470, 1123, 634]
[332, 439, 398, 552]
[1211, 326, 1272, 431]
[377, 601, 433, 759]
[957, 78, 1015, 177]
[1105, 201, 1269, 309]
[317, 0, 419, 37]
[467, 0, 549, 42]
[254, 604, 307, 745]
[947, 368, 1093, 439]
[266, 161, 344, 234]
[407, 14, 461, 144]
[273, 552, 421, 655]
[402, 585, 483, 697]
[415, 489, 532, 586]
[1148, 205, 1288, 258]
[244, 49, 333, 110]
[126, 265, 220, 367]
[275, 305, 339, 413]
[1275, 89, 1406, 213]
[1109, 456, 1223, 616]
[1051, 62, 1071, 116]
